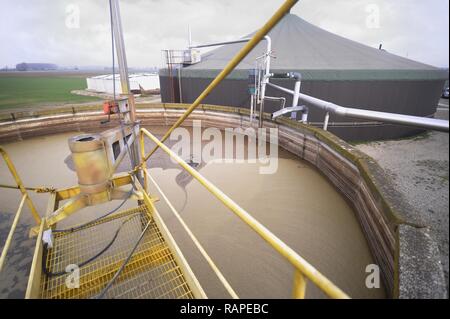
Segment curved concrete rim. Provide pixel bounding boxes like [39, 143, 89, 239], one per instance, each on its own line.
[0, 102, 447, 299]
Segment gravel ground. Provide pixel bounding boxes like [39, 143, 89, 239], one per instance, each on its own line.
[356, 99, 449, 292]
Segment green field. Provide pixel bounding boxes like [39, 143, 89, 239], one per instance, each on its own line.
[0, 72, 102, 111]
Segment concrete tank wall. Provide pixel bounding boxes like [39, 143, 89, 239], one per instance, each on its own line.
[0, 103, 447, 298]
[159, 74, 445, 141]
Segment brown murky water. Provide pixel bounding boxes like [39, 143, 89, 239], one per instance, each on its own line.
[0, 126, 386, 299]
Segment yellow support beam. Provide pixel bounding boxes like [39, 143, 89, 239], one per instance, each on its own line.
[55, 173, 133, 202]
[26, 192, 57, 298]
[143, 0, 298, 161]
[0, 194, 27, 273]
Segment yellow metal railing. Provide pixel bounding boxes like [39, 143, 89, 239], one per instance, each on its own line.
[0, 147, 41, 224]
[1, 0, 349, 299]
[135, 0, 349, 299]
[0, 194, 27, 272]
[0, 147, 41, 273]
[139, 128, 350, 299]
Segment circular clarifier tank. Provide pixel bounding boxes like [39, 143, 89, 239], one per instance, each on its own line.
[0, 124, 386, 299]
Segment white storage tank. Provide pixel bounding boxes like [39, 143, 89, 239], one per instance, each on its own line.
[86, 73, 160, 94]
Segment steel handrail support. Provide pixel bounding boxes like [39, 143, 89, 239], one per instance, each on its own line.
[0, 147, 41, 224]
[142, 0, 299, 162]
[0, 194, 27, 272]
[139, 128, 350, 299]
[143, 169, 239, 299]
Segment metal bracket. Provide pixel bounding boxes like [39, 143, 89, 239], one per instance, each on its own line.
[271, 105, 306, 120]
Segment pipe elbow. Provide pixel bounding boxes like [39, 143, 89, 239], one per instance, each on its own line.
[333, 105, 347, 116]
[288, 72, 302, 81]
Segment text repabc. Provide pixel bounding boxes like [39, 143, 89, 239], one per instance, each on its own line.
[224, 304, 269, 314]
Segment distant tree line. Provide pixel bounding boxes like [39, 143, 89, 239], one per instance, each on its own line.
[15, 63, 58, 71]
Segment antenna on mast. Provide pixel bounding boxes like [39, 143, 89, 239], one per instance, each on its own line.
[188, 25, 192, 48]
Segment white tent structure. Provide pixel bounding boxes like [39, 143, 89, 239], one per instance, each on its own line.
[86, 73, 160, 94]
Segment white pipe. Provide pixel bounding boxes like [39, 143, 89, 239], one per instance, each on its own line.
[301, 108, 309, 123]
[256, 62, 262, 103]
[263, 36, 271, 79]
[250, 94, 254, 124]
[266, 82, 449, 132]
[323, 112, 330, 131]
[298, 92, 449, 132]
[266, 81, 294, 95]
[178, 68, 183, 103]
[259, 36, 272, 128]
[291, 77, 301, 119]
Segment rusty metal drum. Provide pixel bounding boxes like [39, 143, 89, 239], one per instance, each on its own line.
[68, 134, 110, 194]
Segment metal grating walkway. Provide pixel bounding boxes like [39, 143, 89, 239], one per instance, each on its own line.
[40, 205, 195, 299]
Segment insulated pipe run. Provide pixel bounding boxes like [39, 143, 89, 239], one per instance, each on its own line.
[266, 82, 449, 132]
[298, 92, 450, 132]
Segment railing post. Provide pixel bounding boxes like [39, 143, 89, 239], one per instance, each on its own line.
[0, 194, 27, 272]
[139, 130, 148, 193]
[292, 270, 307, 299]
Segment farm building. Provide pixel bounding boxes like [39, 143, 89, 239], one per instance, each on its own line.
[159, 14, 447, 141]
[86, 73, 160, 94]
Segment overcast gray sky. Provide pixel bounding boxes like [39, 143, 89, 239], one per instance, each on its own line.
[0, 0, 448, 68]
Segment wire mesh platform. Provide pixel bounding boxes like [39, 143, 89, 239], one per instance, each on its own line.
[40, 205, 195, 299]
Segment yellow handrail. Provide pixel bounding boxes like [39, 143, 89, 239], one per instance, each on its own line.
[142, 0, 298, 162]
[0, 194, 27, 272]
[139, 128, 350, 299]
[0, 147, 41, 224]
[144, 169, 239, 299]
